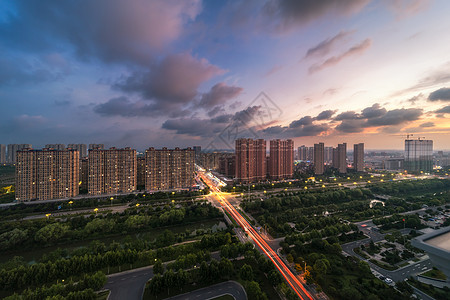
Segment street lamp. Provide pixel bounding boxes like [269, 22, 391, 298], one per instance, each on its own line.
[45, 213, 51, 219]
[94, 208, 98, 215]
[110, 197, 113, 206]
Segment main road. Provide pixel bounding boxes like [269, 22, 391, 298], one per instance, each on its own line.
[199, 172, 315, 300]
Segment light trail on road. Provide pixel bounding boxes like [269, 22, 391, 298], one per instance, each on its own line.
[200, 173, 314, 300]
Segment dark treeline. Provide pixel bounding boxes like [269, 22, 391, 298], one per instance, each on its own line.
[0, 202, 222, 252]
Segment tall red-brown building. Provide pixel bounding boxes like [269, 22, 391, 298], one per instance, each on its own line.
[235, 138, 266, 183]
[268, 139, 294, 180]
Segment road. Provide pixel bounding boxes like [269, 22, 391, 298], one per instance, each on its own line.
[104, 266, 154, 300]
[166, 281, 247, 300]
[199, 172, 315, 300]
[103, 251, 223, 300]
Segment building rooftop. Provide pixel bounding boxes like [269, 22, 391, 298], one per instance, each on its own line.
[425, 230, 450, 251]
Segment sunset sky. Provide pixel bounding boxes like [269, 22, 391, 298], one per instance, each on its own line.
[1, 0, 449, 150]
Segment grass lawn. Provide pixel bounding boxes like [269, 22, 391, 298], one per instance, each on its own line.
[422, 268, 447, 280]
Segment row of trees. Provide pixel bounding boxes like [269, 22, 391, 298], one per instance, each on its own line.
[4, 271, 106, 300]
[0, 202, 222, 251]
[369, 179, 450, 196]
[0, 231, 236, 291]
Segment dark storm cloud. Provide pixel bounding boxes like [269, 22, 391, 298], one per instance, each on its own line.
[305, 30, 353, 59]
[361, 103, 387, 119]
[428, 87, 450, 101]
[162, 118, 222, 137]
[93, 97, 157, 117]
[315, 109, 336, 120]
[211, 114, 232, 123]
[0, 0, 201, 65]
[335, 119, 365, 133]
[333, 104, 424, 133]
[112, 53, 224, 114]
[262, 123, 329, 138]
[289, 116, 314, 128]
[162, 106, 264, 138]
[309, 39, 372, 74]
[334, 111, 360, 121]
[264, 0, 370, 32]
[435, 105, 450, 114]
[199, 83, 243, 108]
[365, 108, 422, 126]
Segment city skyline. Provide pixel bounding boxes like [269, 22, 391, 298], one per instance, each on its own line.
[1, 1, 450, 150]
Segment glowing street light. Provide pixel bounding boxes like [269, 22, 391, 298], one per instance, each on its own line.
[45, 213, 51, 218]
[94, 208, 98, 214]
[136, 203, 140, 207]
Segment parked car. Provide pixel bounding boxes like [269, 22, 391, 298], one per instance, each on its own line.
[384, 278, 393, 284]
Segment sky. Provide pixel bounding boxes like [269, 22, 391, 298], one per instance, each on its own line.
[0, 0, 450, 151]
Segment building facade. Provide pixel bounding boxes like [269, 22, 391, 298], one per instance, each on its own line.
[405, 139, 433, 172]
[298, 145, 307, 161]
[88, 147, 137, 195]
[45, 144, 66, 151]
[145, 147, 194, 190]
[219, 154, 236, 178]
[7, 144, 32, 164]
[89, 144, 104, 150]
[314, 142, 325, 175]
[0, 144, 5, 164]
[333, 143, 347, 173]
[269, 139, 293, 180]
[235, 138, 267, 183]
[68, 144, 87, 158]
[353, 143, 364, 172]
[137, 156, 146, 188]
[15, 148, 79, 201]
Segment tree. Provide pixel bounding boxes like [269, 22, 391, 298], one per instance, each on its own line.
[35, 223, 69, 244]
[153, 260, 164, 275]
[240, 264, 254, 281]
[286, 254, 294, 263]
[245, 281, 268, 300]
[268, 270, 283, 286]
[219, 259, 234, 279]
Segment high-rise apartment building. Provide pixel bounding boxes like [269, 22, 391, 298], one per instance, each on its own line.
[219, 154, 236, 177]
[324, 147, 333, 163]
[337, 143, 347, 173]
[89, 144, 104, 150]
[15, 148, 79, 201]
[298, 145, 307, 161]
[307, 147, 315, 161]
[137, 156, 146, 187]
[145, 147, 194, 190]
[353, 143, 364, 172]
[405, 139, 433, 172]
[314, 142, 325, 175]
[235, 138, 267, 183]
[7, 144, 32, 164]
[45, 144, 66, 151]
[68, 144, 87, 158]
[193, 146, 201, 164]
[269, 139, 294, 180]
[88, 147, 137, 195]
[79, 158, 88, 191]
[0, 144, 6, 164]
